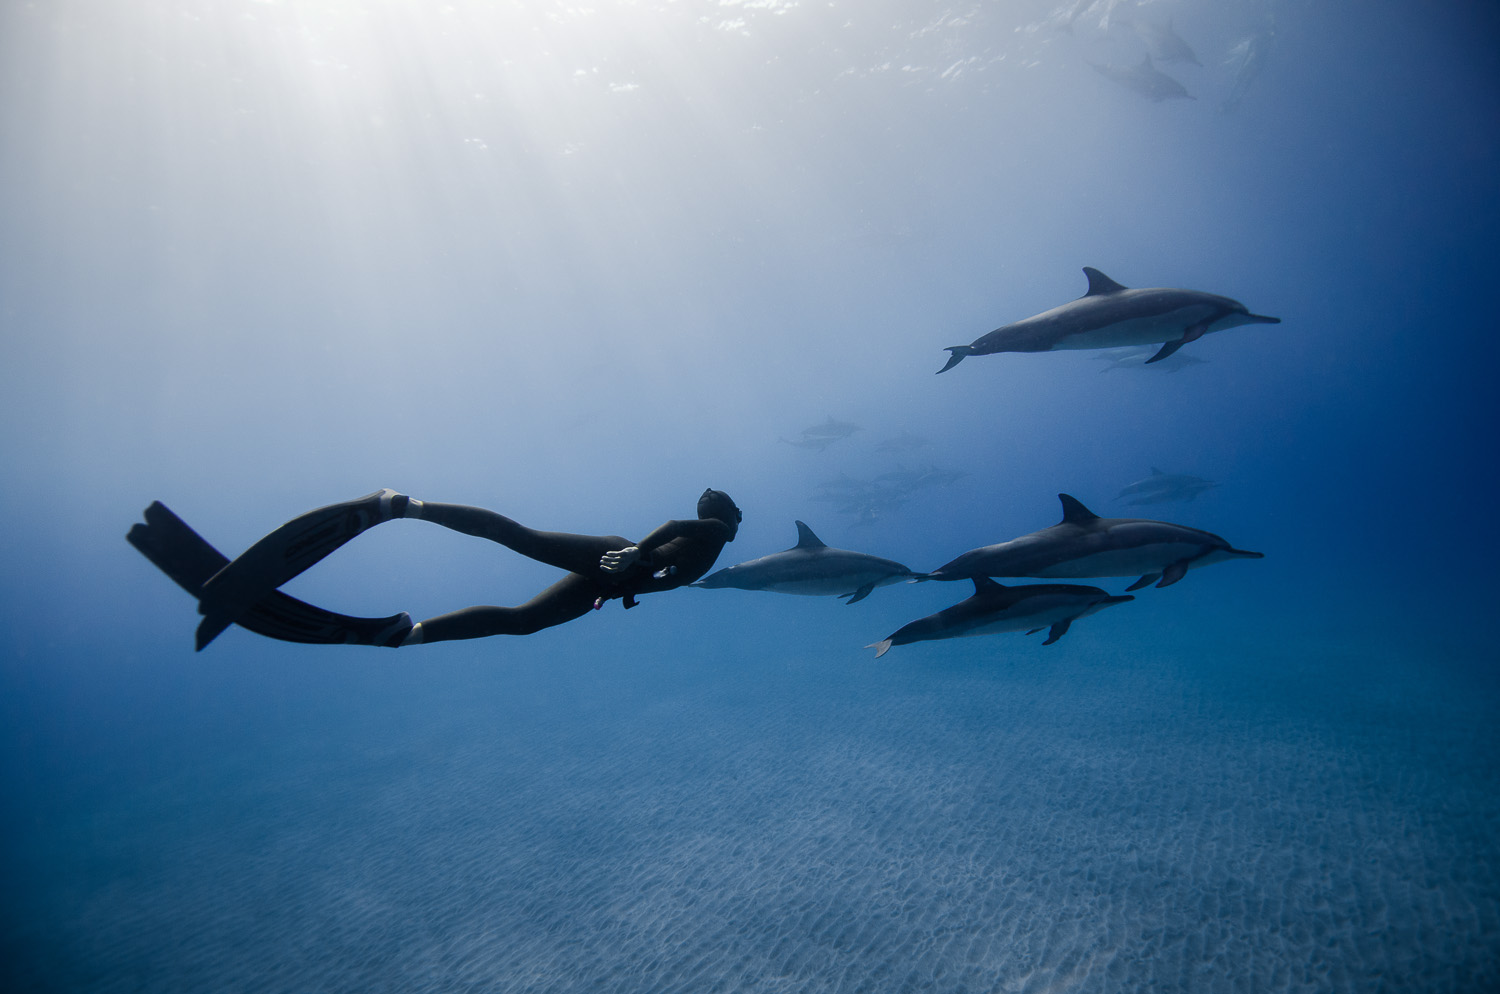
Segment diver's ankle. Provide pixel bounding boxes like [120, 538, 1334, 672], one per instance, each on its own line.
[377, 489, 424, 520]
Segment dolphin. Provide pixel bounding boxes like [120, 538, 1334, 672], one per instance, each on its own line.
[867, 578, 1133, 657]
[1090, 55, 1193, 102]
[921, 494, 1262, 590]
[692, 521, 918, 604]
[1121, 16, 1201, 65]
[1093, 344, 1208, 373]
[1221, 25, 1275, 113]
[800, 416, 862, 440]
[1115, 467, 1218, 504]
[937, 267, 1280, 372]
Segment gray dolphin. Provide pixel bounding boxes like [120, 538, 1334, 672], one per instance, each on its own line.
[1090, 55, 1193, 102]
[1093, 344, 1209, 373]
[921, 494, 1262, 590]
[800, 416, 862, 440]
[1221, 26, 1274, 113]
[1115, 467, 1218, 504]
[937, 267, 1280, 372]
[1122, 16, 1201, 65]
[867, 578, 1133, 657]
[692, 521, 918, 604]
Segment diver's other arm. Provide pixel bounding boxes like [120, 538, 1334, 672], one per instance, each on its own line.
[600, 545, 645, 573]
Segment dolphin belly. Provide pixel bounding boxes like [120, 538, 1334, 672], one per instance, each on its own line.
[1048, 308, 1216, 351]
[1027, 542, 1206, 578]
[762, 576, 882, 596]
[956, 594, 1107, 636]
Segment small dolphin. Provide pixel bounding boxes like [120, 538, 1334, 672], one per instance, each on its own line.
[1093, 344, 1208, 373]
[938, 267, 1280, 372]
[692, 521, 918, 604]
[867, 578, 1133, 657]
[1221, 26, 1274, 113]
[1091, 55, 1193, 102]
[1121, 16, 1201, 65]
[921, 494, 1262, 590]
[1115, 468, 1218, 504]
[800, 416, 862, 441]
[779, 435, 838, 452]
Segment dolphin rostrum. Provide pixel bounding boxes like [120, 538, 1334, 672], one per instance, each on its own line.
[921, 494, 1263, 590]
[867, 578, 1133, 657]
[937, 268, 1280, 372]
[692, 521, 918, 604]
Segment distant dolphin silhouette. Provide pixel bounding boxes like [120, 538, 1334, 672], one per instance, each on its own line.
[1115, 468, 1218, 504]
[867, 578, 1133, 656]
[692, 521, 917, 604]
[938, 267, 1279, 372]
[920, 494, 1262, 590]
[1090, 55, 1193, 102]
[799, 416, 861, 440]
[1121, 16, 1200, 65]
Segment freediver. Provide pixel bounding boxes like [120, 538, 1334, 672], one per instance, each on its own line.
[182, 487, 743, 648]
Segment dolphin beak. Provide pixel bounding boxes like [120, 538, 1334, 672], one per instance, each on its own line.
[1245, 313, 1281, 324]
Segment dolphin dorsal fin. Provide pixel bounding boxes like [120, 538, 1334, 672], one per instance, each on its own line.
[973, 577, 1004, 593]
[1057, 494, 1100, 525]
[793, 521, 827, 549]
[1082, 267, 1128, 296]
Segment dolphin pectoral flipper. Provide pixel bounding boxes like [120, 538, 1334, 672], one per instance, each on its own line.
[1157, 560, 1191, 587]
[842, 582, 879, 605]
[1041, 618, 1073, 645]
[1145, 339, 1188, 364]
[1125, 574, 1160, 591]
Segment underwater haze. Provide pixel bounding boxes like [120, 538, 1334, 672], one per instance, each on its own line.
[3, 0, 1499, 990]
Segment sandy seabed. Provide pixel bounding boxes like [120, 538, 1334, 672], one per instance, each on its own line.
[7, 627, 1498, 993]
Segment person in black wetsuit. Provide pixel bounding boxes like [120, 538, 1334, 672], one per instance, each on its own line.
[186, 487, 742, 648]
[390, 487, 742, 646]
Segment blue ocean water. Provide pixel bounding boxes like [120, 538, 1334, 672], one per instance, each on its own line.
[2, 1, 1497, 991]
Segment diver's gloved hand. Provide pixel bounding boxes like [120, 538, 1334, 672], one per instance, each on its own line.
[600, 546, 642, 573]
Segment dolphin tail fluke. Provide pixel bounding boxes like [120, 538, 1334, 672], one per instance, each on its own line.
[867, 639, 893, 658]
[937, 347, 974, 374]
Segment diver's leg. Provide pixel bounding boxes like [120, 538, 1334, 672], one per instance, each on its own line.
[409, 501, 628, 580]
[401, 573, 601, 644]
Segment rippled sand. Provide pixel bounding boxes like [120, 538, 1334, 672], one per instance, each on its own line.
[8, 628, 1498, 993]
